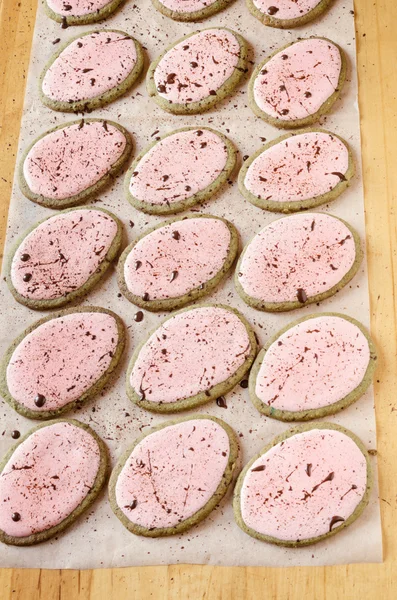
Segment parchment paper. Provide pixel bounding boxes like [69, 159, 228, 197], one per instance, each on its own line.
[0, 0, 382, 568]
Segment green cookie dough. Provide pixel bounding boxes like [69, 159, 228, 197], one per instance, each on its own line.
[125, 127, 237, 215]
[0, 419, 108, 546]
[146, 28, 248, 115]
[248, 37, 347, 129]
[126, 303, 258, 413]
[39, 29, 144, 113]
[238, 128, 355, 213]
[18, 119, 133, 210]
[233, 422, 372, 547]
[0, 306, 125, 420]
[249, 312, 377, 421]
[117, 214, 239, 311]
[108, 414, 239, 537]
[44, 0, 126, 26]
[6, 206, 123, 311]
[247, 0, 335, 29]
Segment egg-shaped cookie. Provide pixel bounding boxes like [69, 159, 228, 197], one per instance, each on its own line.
[6, 207, 122, 310]
[126, 304, 257, 412]
[233, 423, 372, 547]
[117, 215, 238, 311]
[249, 37, 346, 128]
[238, 129, 354, 213]
[0, 307, 125, 420]
[44, 0, 126, 25]
[19, 119, 132, 209]
[247, 0, 335, 29]
[249, 313, 377, 421]
[0, 420, 108, 546]
[147, 28, 248, 115]
[125, 127, 237, 215]
[40, 30, 144, 113]
[109, 415, 238, 536]
[235, 213, 362, 312]
[152, 0, 233, 21]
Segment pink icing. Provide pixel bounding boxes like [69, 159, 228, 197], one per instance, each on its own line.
[42, 31, 137, 102]
[240, 429, 367, 541]
[255, 316, 371, 412]
[115, 419, 230, 529]
[157, 0, 218, 13]
[0, 422, 100, 537]
[237, 213, 357, 303]
[10, 209, 118, 301]
[24, 121, 127, 201]
[154, 29, 241, 104]
[130, 306, 251, 404]
[253, 0, 322, 19]
[253, 38, 342, 121]
[6, 312, 119, 412]
[47, 0, 113, 16]
[129, 129, 228, 207]
[124, 218, 231, 300]
[244, 132, 349, 203]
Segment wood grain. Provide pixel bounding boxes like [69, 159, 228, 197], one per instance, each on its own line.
[0, 0, 396, 597]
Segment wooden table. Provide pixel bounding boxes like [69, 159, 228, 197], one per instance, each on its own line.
[0, 0, 396, 597]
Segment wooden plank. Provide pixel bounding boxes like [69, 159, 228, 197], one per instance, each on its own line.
[0, 0, 396, 597]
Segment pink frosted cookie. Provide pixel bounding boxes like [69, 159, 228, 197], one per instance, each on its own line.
[235, 212, 362, 312]
[238, 129, 354, 213]
[19, 119, 133, 209]
[117, 215, 239, 311]
[233, 423, 372, 547]
[109, 415, 238, 536]
[6, 207, 122, 310]
[0, 420, 108, 546]
[152, 0, 233, 22]
[247, 0, 335, 29]
[147, 28, 248, 115]
[125, 127, 237, 215]
[249, 37, 346, 129]
[249, 313, 377, 421]
[44, 0, 126, 25]
[0, 307, 125, 420]
[126, 304, 257, 412]
[40, 30, 144, 113]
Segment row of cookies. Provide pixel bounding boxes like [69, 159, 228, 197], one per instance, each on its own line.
[43, 0, 337, 28]
[20, 121, 354, 214]
[0, 412, 372, 546]
[38, 28, 346, 126]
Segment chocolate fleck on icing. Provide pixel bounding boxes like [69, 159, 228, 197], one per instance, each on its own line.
[311, 471, 334, 492]
[170, 270, 178, 282]
[251, 465, 266, 472]
[296, 288, 307, 303]
[34, 394, 46, 408]
[172, 231, 180, 241]
[22, 273, 32, 283]
[306, 463, 312, 477]
[11, 512, 21, 522]
[329, 515, 345, 531]
[20, 254, 30, 262]
[142, 292, 149, 301]
[267, 6, 279, 15]
[135, 260, 142, 271]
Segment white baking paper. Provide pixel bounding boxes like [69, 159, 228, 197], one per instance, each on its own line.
[0, 0, 382, 568]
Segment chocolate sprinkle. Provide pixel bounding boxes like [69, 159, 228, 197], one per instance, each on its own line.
[23, 273, 32, 283]
[128, 499, 138, 510]
[296, 288, 307, 303]
[20, 254, 30, 262]
[170, 270, 178, 282]
[251, 465, 266, 472]
[172, 231, 180, 240]
[142, 293, 149, 301]
[34, 394, 46, 408]
[12, 512, 21, 522]
[216, 396, 227, 409]
[11, 430, 20, 440]
[267, 6, 279, 15]
[134, 311, 144, 323]
[305, 463, 312, 477]
[240, 379, 249, 389]
[135, 260, 142, 270]
[329, 515, 345, 531]
[331, 171, 347, 181]
[304, 91, 312, 98]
